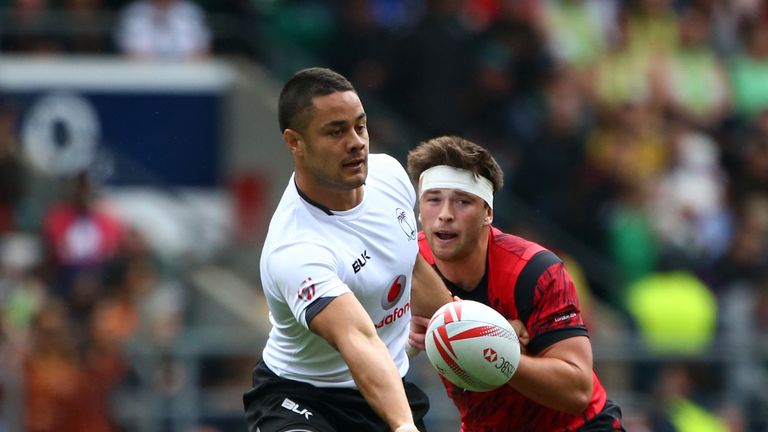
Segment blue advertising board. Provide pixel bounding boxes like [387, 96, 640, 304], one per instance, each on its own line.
[0, 57, 234, 187]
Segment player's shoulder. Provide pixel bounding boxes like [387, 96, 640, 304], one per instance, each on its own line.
[367, 153, 414, 199]
[368, 153, 408, 179]
[264, 194, 326, 249]
[489, 227, 558, 262]
[261, 219, 335, 273]
[417, 231, 434, 261]
[369, 152, 402, 168]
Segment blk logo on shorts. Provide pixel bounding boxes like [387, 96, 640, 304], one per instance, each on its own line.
[281, 398, 313, 420]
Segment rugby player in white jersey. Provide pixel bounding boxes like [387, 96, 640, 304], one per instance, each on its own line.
[243, 67, 451, 432]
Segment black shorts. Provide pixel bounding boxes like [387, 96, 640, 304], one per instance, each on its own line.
[577, 399, 625, 431]
[243, 361, 430, 432]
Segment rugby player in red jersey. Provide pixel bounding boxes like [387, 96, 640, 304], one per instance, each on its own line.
[407, 136, 625, 431]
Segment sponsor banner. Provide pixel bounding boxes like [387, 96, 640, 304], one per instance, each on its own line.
[1, 58, 234, 186]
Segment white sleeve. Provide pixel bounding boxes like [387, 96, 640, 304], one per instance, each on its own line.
[264, 242, 351, 328]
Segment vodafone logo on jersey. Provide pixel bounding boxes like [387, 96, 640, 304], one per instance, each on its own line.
[376, 275, 409, 329]
[381, 274, 406, 309]
[375, 303, 410, 329]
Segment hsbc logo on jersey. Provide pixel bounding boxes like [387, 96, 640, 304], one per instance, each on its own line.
[381, 274, 406, 309]
[297, 277, 316, 301]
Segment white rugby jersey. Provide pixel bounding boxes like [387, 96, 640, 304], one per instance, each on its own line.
[259, 153, 419, 388]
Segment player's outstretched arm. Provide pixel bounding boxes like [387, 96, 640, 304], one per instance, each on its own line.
[309, 292, 418, 432]
[506, 336, 594, 415]
[410, 254, 453, 317]
[408, 255, 453, 357]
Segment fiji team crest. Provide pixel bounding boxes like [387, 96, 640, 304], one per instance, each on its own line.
[396, 208, 417, 240]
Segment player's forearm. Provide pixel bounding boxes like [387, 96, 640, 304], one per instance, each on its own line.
[507, 354, 593, 414]
[338, 333, 415, 430]
[410, 254, 452, 317]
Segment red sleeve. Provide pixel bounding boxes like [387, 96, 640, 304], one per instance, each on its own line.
[525, 262, 588, 355]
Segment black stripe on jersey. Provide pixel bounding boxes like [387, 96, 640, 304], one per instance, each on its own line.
[527, 325, 588, 355]
[295, 181, 333, 215]
[305, 296, 336, 325]
[515, 250, 562, 325]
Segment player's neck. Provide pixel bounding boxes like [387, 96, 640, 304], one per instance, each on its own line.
[434, 234, 489, 292]
[295, 175, 364, 212]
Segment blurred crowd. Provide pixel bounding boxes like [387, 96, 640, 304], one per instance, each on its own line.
[267, 1, 768, 428]
[302, 2, 768, 429]
[0, 113, 194, 431]
[2, 0, 768, 431]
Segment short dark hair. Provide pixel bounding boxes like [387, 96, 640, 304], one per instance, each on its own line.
[407, 136, 504, 193]
[278, 67, 356, 133]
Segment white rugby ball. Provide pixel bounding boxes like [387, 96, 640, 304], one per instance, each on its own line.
[425, 300, 520, 392]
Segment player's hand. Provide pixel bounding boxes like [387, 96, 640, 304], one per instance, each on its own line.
[393, 422, 419, 432]
[408, 315, 430, 352]
[509, 319, 530, 352]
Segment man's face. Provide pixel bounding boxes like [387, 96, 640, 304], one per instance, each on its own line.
[293, 91, 369, 191]
[419, 188, 491, 262]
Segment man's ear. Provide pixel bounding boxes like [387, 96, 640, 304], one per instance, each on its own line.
[484, 207, 494, 226]
[283, 129, 303, 155]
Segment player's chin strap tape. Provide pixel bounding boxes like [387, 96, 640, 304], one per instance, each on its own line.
[514, 250, 562, 325]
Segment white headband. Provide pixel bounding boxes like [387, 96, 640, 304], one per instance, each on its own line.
[419, 165, 494, 208]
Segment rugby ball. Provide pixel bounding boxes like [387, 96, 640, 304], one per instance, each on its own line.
[425, 300, 520, 392]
